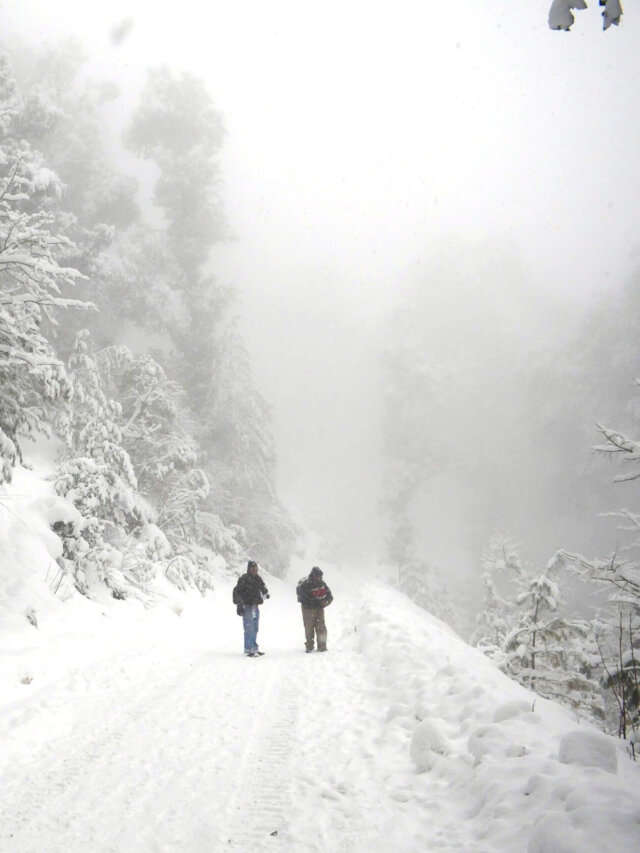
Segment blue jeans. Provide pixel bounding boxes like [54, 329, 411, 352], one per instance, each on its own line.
[242, 605, 260, 653]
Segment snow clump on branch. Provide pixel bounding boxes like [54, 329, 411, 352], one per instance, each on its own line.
[548, 0, 622, 31]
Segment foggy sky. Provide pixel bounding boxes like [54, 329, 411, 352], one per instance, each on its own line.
[4, 0, 640, 571]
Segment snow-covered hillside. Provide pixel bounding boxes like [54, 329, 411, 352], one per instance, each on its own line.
[2, 469, 640, 852]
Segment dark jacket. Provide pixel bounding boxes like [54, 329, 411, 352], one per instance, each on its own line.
[234, 572, 269, 606]
[297, 576, 333, 609]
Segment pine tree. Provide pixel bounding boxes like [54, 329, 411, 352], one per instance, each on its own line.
[55, 330, 153, 595]
[98, 340, 238, 592]
[503, 568, 603, 719]
[594, 606, 640, 740]
[473, 533, 525, 660]
[203, 323, 298, 573]
[95, 345, 198, 498]
[549, 403, 640, 735]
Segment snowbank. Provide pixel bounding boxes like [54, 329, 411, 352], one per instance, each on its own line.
[0, 463, 229, 767]
[355, 583, 640, 853]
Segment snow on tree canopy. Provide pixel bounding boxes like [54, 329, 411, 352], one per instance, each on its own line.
[548, 0, 623, 31]
[549, 0, 587, 30]
[0, 54, 94, 484]
[602, 0, 624, 29]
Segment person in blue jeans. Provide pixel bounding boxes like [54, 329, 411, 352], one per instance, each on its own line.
[233, 560, 270, 657]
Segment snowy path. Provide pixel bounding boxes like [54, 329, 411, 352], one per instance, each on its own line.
[3, 577, 640, 853]
[2, 650, 292, 850]
[0, 582, 415, 852]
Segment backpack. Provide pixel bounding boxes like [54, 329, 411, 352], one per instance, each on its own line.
[296, 577, 306, 603]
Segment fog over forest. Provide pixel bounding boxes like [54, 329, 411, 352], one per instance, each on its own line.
[3, 0, 640, 630]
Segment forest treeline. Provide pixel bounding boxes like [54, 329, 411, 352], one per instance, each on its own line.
[0, 42, 297, 599]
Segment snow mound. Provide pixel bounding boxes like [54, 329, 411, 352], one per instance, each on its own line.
[0, 466, 74, 620]
[357, 582, 640, 852]
[410, 719, 449, 771]
[558, 729, 617, 774]
[468, 722, 528, 762]
[529, 804, 640, 853]
[493, 699, 534, 722]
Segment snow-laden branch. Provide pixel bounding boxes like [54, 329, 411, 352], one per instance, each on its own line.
[602, 0, 624, 28]
[0, 255, 85, 277]
[600, 508, 640, 533]
[549, 0, 587, 30]
[594, 424, 640, 482]
[548, 0, 623, 31]
[550, 549, 640, 600]
[0, 294, 94, 310]
[0, 344, 63, 368]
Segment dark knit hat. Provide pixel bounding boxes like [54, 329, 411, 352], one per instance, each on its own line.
[310, 566, 323, 578]
[247, 560, 258, 570]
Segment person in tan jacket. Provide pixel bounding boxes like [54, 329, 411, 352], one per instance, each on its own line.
[296, 566, 333, 652]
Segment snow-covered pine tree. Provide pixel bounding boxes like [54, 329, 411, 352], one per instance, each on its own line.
[95, 345, 198, 497]
[552, 546, 640, 737]
[194, 509, 245, 570]
[157, 467, 218, 594]
[503, 568, 603, 720]
[96, 342, 229, 594]
[55, 329, 153, 596]
[591, 605, 640, 740]
[17, 41, 139, 232]
[473, 533, 525, 661]
[203, 322, 298, 574]
[8, 41, 141, 358]
[159, 466, 208, 546]
[549, 407, 640, 735]
[0, 54, 89, 482]
[59, 330, 138, 491]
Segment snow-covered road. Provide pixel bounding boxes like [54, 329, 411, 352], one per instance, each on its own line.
[1, 580, 420, 852]
[2, 576, 640, 853]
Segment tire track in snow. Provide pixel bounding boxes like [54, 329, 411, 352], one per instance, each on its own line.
[220, 657, 299, 850]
